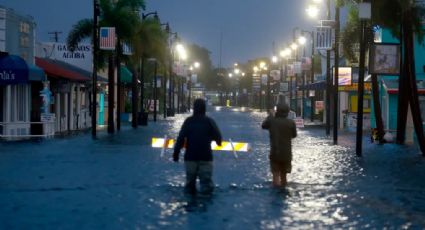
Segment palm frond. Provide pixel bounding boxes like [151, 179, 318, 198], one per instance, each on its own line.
[66, 18, 93, 51]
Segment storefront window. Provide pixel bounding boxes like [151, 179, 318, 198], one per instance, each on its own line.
[10, 85, 28, 122]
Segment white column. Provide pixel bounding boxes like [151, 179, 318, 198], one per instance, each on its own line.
[56, 93, 60, 132]
[76, 85, 81, 129]
[64, 92, 69, 131]
[69, 84, 75, 130]
[5, 85, 11, 136]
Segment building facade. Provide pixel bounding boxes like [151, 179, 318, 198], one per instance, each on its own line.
[0, 6, 47, 139]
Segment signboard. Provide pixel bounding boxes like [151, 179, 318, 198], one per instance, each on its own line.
[261, 74, 268, 85]
[369, 43, 400, 75]
[333, 67, 352, 86]
[280, 82, 289, 92]
[339, 82, 372, 92]
[41, 113, 56, 122]
[287, 64, 294, 77]
[294, 118, 305, 128]
[316, 26, 333, 50]
[122, 42, 132, 55]
[147, 99, 159, 112]
[100, 27, 116, 50]
[315, 100, 324, 114]
[0, 54, 29, 85]
[252, 74, 260, 90]
[191, 74, 197, 83]
[172, 62, 188, 76]
[39, 42, 93, 72]
[301, 57, 312, 71]
[294, 62, 302, 74]
[270, 70, 280, 81]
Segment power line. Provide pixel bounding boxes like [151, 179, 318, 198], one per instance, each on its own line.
[48, 31, 62, 42]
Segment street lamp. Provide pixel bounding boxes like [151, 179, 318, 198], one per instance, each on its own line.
[91, 0, 99, 137]
[306, 0, 333, 137]
[301, 30, 315, 122]
[175, 43, 187, 113]
[188, 61, 200, 111]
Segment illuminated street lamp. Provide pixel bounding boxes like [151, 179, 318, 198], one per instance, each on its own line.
[187, 61, 200, 110]
[306, 5, 320, 18]
[174, 43, 187, 113]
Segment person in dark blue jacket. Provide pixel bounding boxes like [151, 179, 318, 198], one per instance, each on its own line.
[173, 98, 222, 194]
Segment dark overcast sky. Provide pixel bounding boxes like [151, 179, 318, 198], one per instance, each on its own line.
[0, 0, 324, 68]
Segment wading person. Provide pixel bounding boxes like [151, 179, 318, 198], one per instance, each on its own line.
[173, 98, 222, 195]
[261, 103, 297, 187]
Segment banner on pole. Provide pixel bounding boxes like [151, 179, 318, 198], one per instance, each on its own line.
[100, 27, 116, 50]
[315, 26, 333, 50]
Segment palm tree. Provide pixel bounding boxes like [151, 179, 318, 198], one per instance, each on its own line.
[341, 0, 425, 155]
[128, 17, 168, 126]
[67, 0, 145, 133]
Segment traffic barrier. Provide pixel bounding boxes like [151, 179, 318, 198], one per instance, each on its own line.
[151, 137, 250, 152]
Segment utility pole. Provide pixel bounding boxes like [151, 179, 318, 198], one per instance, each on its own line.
[91, 0, 99, 138]
[333, 5, 340, 145]
[325, 0, 331, 136]
[48, 31, 62, 42]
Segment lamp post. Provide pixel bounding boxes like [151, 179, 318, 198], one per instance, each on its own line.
[301, 30, 315, 122]
[279, 48, 292, 106]
[188, 62, 200, 110]
[166, 30, 178, 116]
[306, 0, 332, 136]
[160, 22, 169, 119]
[138, 11, 159, 124]
[91, 0, 99, 138]
[290, 41, 299, 115]
[333, 3, 340, 145]
[259, 62, 268, 111]
[297, 35, 308, 119]
[151, 59, 158, 122]
[175, 43, 187, 113]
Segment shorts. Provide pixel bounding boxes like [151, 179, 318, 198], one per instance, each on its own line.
[270, 160, 291, 174]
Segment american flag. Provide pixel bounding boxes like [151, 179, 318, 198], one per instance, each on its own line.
[99, 27, 116, 50]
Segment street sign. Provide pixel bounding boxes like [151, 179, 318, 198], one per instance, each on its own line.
[280, 82, 289, 92]
[40, 113, 55, 122]
[316, 26, 333, 50]
[294, 118, 305, 128]
[320, 20, 336, 27]
[270, 70, 280, 81]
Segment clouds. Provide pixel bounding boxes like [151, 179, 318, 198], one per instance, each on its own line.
[1, 0, 315, 67]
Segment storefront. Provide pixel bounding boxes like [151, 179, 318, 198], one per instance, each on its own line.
[0, 52, 46, 139]
[35, 57, 92, 134]
[339, 83, 372, 131]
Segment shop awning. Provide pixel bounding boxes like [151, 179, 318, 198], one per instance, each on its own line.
[383, 79, 425, 94]
[0, 53, 29, 85]
[35, 57, 91, 82]
[298, 80, 327, 90]
[120, 66, 133, 84]
[28, 64, 46, 81]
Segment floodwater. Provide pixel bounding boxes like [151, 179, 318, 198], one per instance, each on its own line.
[0, 106, 424, 229]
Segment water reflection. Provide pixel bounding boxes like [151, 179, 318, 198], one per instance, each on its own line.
[2, 106, 425, 229]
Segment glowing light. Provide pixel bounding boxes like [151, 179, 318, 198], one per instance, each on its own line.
[306, 5, 320, 18]
[298, 36, 307, 45]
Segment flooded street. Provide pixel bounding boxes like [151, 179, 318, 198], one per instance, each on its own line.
[1, 107, 425, 229]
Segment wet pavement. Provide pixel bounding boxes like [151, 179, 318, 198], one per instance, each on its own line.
[0, 106, 424, 229]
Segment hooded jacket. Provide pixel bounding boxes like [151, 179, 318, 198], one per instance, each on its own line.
[173, 99, 222, 161]
[261, 104, 297, 162]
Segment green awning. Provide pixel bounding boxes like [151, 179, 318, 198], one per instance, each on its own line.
[120, 66, 133, 84]
[28, 64, 46, 81]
